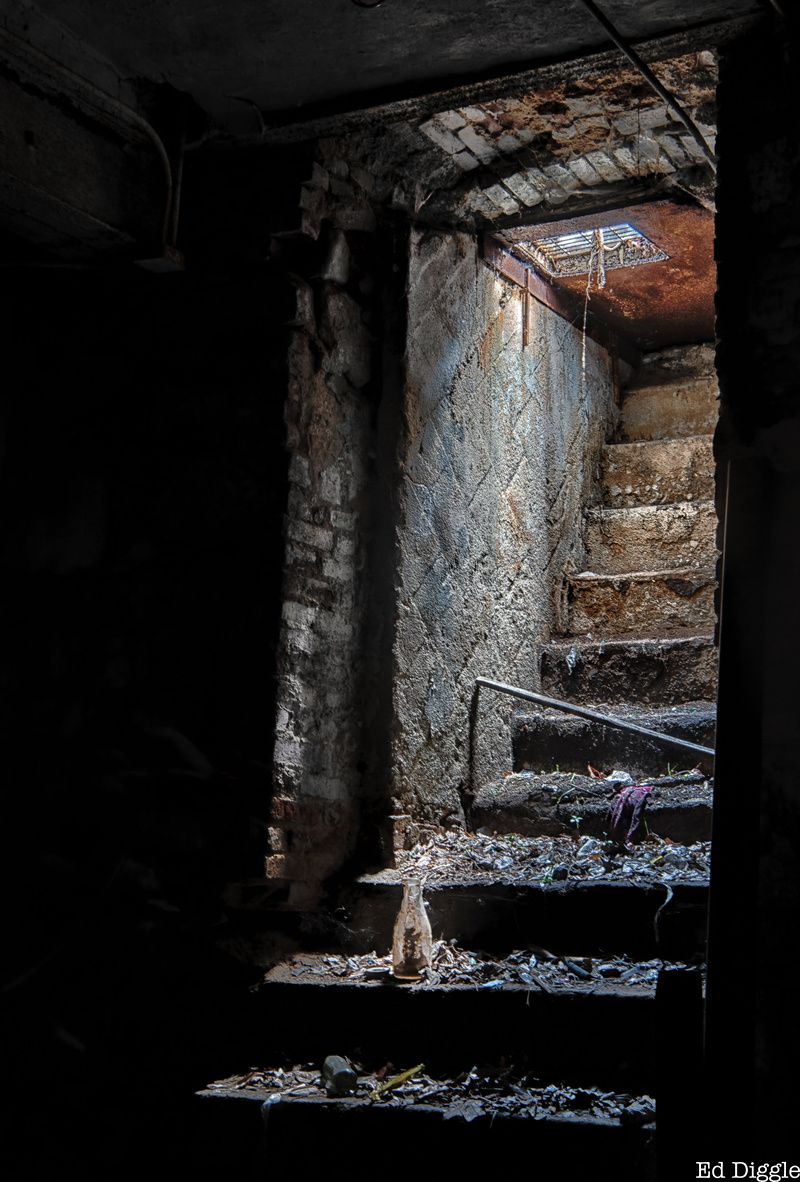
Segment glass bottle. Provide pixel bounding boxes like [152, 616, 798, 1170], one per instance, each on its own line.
[392, 879, 433, 980]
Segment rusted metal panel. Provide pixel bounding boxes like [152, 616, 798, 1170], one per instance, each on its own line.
[509, 199, 716, 350]
[483, 234, 640, 367]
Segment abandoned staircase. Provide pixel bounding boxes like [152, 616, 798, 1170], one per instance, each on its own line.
[517, 341, 718, 782]
[198, 346, 717, 1179]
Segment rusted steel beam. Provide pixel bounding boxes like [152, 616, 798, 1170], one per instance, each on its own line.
[482, 235, 640, 369]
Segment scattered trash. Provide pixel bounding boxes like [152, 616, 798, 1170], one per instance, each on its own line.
[608, 784, 654, 845]
[384, 827, 710, 888]
[215, 1064, 657, 1127]
[260, 1094, 282, 1129]
[370, 1063, 425, 1100]
[322, 1055, 358, 1097]
[605, 770, 635, 787]
[621, 1097, 656, 1126]
[269, 945, 695, 993]
[443, 1098, 484, 1122]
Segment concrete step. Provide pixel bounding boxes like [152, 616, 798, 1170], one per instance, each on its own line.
[472, 770, 713, 845]
[254, 955, 662, 1090]
[344, 870, 707, 964]
[619, 375, 718, 441]
[601, 434, 714, 508]
[567, 567, 716, 637]
[199, 1081, 657, 1178]
[584, 501, 717, 575]
[512, 701, 716, 780]
[540, 635, 717, 705]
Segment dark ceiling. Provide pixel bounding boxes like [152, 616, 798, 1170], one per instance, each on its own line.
[34, 0, 760, 123]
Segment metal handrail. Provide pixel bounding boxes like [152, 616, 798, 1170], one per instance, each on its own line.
[474, 676, 715, 762]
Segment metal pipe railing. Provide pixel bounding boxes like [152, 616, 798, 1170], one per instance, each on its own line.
[474, 676, 715, 762]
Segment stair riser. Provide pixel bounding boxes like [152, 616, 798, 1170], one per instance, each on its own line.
[585, 503, 717, 575]
[602, 436, 714, 508]
[253, 982, 658, 1090]
[201, 1094, 656, 1178]
[568, 573, 716, 636]
[541, 639, 717, 705]
[342, 881, 707, 963]
[472, 796, 713, 845]
[511, 711, 715, 779]
[620, 377, 718, 441]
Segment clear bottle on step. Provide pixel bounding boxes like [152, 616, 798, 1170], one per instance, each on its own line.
[392, 879, 433, 980]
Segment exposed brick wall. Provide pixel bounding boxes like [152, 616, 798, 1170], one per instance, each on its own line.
[266, 143, 385, 903]
[393, 230, 617, 830]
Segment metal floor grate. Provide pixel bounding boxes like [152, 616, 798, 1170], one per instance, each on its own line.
[515, 222, 669, 278]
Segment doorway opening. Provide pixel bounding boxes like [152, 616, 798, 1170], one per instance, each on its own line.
[222, 38, 722, 1167]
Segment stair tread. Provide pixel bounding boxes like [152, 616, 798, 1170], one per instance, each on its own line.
[262, 951, 686, 997]
[571, 565, 715, 583]
[200, 1072, 657, 1131]
[604, 432, 714, 450]
[198, 1076, 657, 1180]
[540, 634, 717, 706]
[601, 435, 714, 509]
[515, 699, 716, 717]
[543, 633, 715, 650]
[358, 830, 710, 891]
[586, 499, 714, 519]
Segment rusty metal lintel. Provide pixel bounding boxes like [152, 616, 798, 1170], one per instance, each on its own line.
[483, 235, 640, 369]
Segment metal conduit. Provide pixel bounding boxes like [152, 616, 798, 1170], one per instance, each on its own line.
[573, 0, 717, 173]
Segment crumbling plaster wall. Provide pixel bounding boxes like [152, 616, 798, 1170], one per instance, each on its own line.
[393, 230, 617, 829]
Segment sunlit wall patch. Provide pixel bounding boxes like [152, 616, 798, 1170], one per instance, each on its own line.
[514, 223, 669, 279]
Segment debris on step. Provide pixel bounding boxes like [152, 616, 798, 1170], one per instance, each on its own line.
[471, 769, 712, 842]
[265, 945, 698, 994]
[512, 700, 716, 778]
[608, 784, 654, 844]
[204, 1063, 656, 1127]
[383, 828, 710, 887]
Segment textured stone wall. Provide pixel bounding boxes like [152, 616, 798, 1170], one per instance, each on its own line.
[393, 230, 617, 829]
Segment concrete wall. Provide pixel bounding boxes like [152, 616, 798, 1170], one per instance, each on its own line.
[393, 230, 617, 830]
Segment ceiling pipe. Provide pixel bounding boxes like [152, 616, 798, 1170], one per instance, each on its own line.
[0, 25, 174, 246]
[573, 0, 717, 174]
